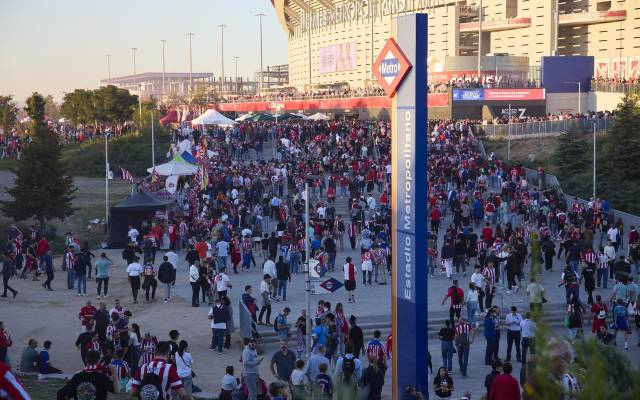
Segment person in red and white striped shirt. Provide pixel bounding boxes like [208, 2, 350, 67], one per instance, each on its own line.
[130, 341, 188, 400]
[454, 317, 475, 377]
[0, 362, 29, 400]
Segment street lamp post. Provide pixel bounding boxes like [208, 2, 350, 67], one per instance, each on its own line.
[106, 54, 111, 80]
[508, 103, 512, 160]
[105, 131, 109, 228]
[161, 39, 167, 102]
[593, 123, 596, 199]
[187, 33, 195, 100]
[563, 81, 582, 115]
[256, 13, 266, 91]
[219, 24, 227, 93]
[477, 0, 483, 79]
[234, 56, 239, 93]
[131, 47, 142, 124]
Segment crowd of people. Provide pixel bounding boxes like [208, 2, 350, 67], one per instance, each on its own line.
[1, 106, 639, 400]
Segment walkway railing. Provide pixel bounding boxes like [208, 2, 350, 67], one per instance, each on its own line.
[473, 117, 612, 137]
[590, 81, 640, 94]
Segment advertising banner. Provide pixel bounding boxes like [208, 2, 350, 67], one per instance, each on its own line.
[595, 59, 610, 78]
[484, 88, 545, 101]
[452, 88, 484, 101]
[612, 57, 628, 79]
[318, 42, 357, 74]
[630, 57, 640, 80]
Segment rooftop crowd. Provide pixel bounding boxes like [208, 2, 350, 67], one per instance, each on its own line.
[1, 111, 639, 400]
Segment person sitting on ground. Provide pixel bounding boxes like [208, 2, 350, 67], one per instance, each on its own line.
[39, 340, 63, 375]
[19, 339, 39, 372]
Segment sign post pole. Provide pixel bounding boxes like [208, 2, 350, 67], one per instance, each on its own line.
[372, 13, 429, 398]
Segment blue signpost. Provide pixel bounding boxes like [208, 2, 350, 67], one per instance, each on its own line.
[373, 13, 429, 398]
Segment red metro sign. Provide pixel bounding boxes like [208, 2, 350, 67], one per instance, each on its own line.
[372, 38, 412, 98]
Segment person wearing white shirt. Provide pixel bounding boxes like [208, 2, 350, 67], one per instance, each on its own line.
[520, 312, 537, 364]
[126, 257, 142, 304]
[220, 366, 240, 395]
[263, 256, 277, 299]
[127, 226, 139, 244]
[216, 240, 230, 269]
[165, 250, 179, 274]
[470, 265, 486, 314]
[258, 275, 272, 325]
[464, 282, 480, 326]
[504, 306, 523, 362]
[215, 266, 231, 299]
[189, 261, 200, 307]
[607, 227, 619, 247]
[175, 341, 195, 396]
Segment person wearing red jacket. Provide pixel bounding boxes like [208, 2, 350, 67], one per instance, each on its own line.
[489, 362, 520, 400]
[0, 362, 29, 399]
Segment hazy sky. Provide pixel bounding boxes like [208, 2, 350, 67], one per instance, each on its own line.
[0, 0, 288, 102]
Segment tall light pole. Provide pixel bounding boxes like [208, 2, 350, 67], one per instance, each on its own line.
[256, 13, 266, 91]
[219, 24, 227, 93]
[106, 54, 111, 80]
[593, 123, 596, 199]
[161, 39, 167, 102]
[131, 47, 142, 124]
[187, 33, 194, 99]
[563, 81, 581, 115]
[554, 0, 560, 56]
[477, 0, 483, 79]
[234, 56, 239, 93]
[507, 103, 512, 160]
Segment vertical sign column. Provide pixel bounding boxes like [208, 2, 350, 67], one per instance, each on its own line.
[392, 13, 429, 397]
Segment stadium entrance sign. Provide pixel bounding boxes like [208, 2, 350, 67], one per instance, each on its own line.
[372, 38, 412, 97]
[377, 13, 430, 398]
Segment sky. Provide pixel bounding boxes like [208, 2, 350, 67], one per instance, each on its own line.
[0, 0, 288, 103]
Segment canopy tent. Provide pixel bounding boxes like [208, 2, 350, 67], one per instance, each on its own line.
[273, 112, 307, 121]
[190, 109, 237, 126]
[160, 109, 179, 125]
[147, 153, 199, 176]
[108, 190, 174, 247]
[308, 112, 330, 121]
[178, 139, 192, 154]
[250, 113, 275, 122]
[180, 151, 198, 165]
[235, 113, 254, 122]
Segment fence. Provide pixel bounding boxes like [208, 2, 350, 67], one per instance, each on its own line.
[590, 81, 640, 95]
[475, 138, 640, 243]
[473, 117, 612, 137]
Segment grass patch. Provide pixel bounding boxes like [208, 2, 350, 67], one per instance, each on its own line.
[0, 158, 18, 171]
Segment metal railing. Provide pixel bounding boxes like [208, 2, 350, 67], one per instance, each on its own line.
[473, 117, 612, 137]
[590, 81, 640, 94]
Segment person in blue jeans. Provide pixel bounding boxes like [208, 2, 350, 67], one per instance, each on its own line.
[275, 256, 290, 301]
[454, 317, 474, 377]
[275, 308, 291, 344]
[484, 307, 499, 366]
[438, 320, 454, 373]
[208, 298, 230, 354]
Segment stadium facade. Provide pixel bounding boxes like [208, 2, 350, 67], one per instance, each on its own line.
[272, 0, 640, 90]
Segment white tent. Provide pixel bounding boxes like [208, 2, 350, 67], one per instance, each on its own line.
[191, 109, 237, 126]
[308, 112, 330, 121]
[147, 162, 198, 176]
[147, 154, 199, 176]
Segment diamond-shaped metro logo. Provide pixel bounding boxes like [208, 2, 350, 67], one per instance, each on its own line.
[372, 38, 412, 98]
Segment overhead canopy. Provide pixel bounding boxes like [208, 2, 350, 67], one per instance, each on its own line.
[160, 109, 179, 125]
[109, 190, 174, 248]
[191, 109, 237, 126]
[251, 113, 275, 122]
[308, 112, 330, 121]
[111, 190, 173, 211]
[235, 113, 254, 122]
[273, 112, 307, 120]
[147, 153, 199, 176]
[181, 151, 198, 165]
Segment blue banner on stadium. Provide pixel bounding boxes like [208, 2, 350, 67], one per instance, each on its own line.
[452, 88, 484, 101]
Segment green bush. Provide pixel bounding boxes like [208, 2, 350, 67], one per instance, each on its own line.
[62, 126, 170, 178]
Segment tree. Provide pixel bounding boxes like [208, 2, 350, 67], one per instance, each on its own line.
[92, 85, 137, 125]
[60, 89, 95, 125]
[1, 92, 77, 230]
[551, 123, 590, 179]
[0, 95, 18, 134]
[44, 94, 60, 121]
[600, 95, 640, 182]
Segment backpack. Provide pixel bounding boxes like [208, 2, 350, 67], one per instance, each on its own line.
[455, 329, 470, 346]
[274, 314, 283, 332]
[341, 356, 356, 378]
[138, 369, 164, 400]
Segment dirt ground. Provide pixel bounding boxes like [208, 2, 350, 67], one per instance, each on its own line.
[0, 248, 278, 397]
